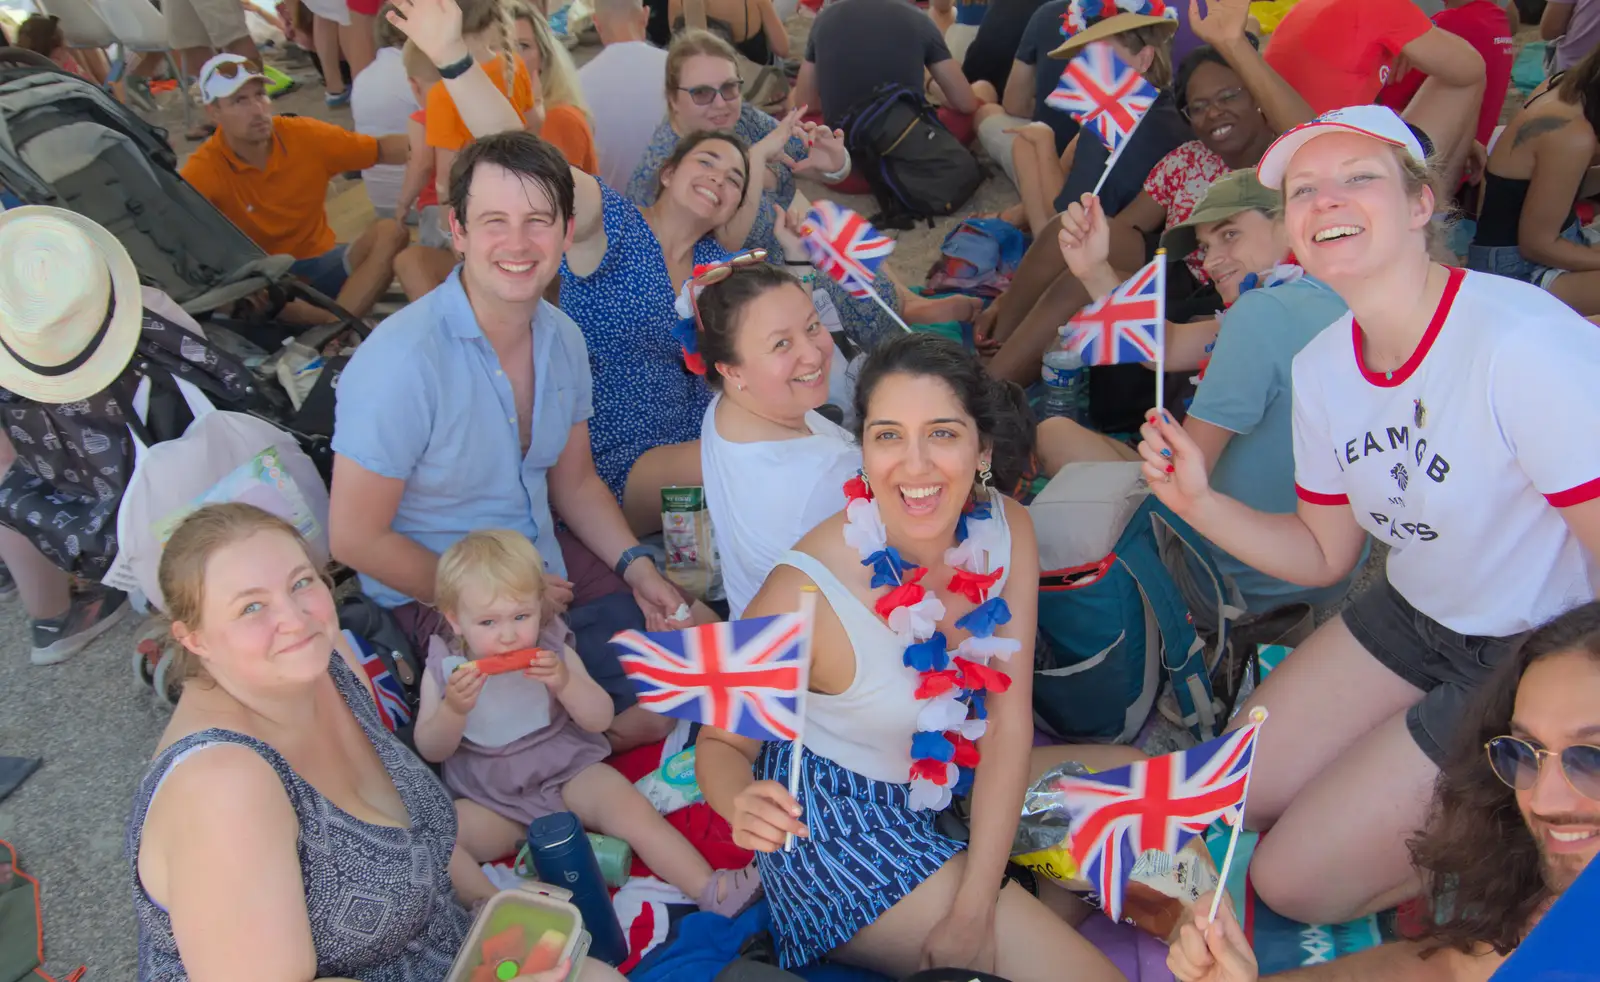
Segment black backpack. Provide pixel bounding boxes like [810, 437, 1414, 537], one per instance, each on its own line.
[839, 83, 984, 230]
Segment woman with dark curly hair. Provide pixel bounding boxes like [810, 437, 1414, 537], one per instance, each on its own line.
[1167, 600, 1600, 981]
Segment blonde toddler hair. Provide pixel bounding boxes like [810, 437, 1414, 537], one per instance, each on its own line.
[436, 529, 547, 617]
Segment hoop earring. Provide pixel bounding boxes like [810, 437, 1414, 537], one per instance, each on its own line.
[977, 459, 993, 491]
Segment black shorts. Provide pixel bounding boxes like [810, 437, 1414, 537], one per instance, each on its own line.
[1342, 578, 1523, 765]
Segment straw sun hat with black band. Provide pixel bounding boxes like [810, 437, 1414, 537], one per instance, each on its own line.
[0, 207, 143, 405]
[1050, 0, 1180, 59]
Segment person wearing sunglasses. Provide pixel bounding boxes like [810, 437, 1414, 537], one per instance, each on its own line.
[630, 30, 981, 352]
[181, 53, 412, 323]
[1168, 600, 1600, 982]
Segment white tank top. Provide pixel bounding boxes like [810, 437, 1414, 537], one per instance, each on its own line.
[780, 508, 1013, 785]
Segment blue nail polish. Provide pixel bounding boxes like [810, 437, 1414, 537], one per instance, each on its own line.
[1161, 448, 1172, 458]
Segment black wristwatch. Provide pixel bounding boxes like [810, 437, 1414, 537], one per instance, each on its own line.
[436, 52, 475, 79]
[614, 545, 653, 579]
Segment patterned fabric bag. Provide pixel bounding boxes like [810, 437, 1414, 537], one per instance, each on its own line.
[0, 307, 257, 578]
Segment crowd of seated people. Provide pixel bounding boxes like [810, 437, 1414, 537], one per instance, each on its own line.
[7, 0, 1588, 977]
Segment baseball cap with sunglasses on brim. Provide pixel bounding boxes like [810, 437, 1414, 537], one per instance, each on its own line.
[198, 53, 270, 105]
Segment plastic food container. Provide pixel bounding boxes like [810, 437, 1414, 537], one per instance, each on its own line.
[446, 889, 585, 982]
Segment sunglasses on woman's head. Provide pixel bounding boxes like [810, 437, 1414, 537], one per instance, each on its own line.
[1486, 735, 1600, 800]
[691, 250, 767, 294]
[679, 80, 743, 106]
[208, 59, 264, 80]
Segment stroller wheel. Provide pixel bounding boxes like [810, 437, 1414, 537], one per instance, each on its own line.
[133, 640, 158, 687]
[151, 650, 183, 707]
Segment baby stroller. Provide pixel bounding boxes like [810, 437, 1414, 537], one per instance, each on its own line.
[0, 54, 367, 466]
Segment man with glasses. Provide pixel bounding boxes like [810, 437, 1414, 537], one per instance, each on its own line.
[1168, 600, 1600, 982]
[181, 53, 411, 321]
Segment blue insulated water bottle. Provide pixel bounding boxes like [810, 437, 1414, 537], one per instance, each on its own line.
[526, 812, 629, 965]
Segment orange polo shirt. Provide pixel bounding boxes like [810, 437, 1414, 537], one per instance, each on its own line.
[181, 116, 380, 260]
[425, 54, 536, 152]
[541, 104, 598, 175]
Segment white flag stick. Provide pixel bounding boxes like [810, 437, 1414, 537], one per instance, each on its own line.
[808, 234, 913, 334]
[1209, 707, 1269, 923]
[1153, 248, 1167, 419]
[865, 282, 914, 333]
[785, 587, 819, 852]
[1089, 110, 1148, 198]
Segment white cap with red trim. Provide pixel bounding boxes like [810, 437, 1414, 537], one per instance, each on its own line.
[1256, 105, 1427, 191]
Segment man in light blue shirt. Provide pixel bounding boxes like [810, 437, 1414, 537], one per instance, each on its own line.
[330, 132, 688, 749]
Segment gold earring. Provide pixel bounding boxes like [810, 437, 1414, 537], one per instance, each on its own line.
[978, 459, 993, 490]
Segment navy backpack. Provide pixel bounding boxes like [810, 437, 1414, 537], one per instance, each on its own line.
[837, 83, 983, 230]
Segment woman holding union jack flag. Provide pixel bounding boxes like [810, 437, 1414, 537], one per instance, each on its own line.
[697, 336, 1133, 982]
[1138, 104, 1600, 928]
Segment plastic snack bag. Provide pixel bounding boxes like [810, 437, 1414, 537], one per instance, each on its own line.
[660, 486, 721, 601]
[1011, 760, 1218, 941]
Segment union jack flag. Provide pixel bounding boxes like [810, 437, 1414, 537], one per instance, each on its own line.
[1063, 257, 1164, 366]
[1046, 44, 1157, 155]
[612, 613, 807, 741]
[346, 629, 413, 732]
[801, 201, 894, 300]
[1056, 721, 1261, 922]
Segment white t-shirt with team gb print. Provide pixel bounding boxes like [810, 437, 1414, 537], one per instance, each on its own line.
[1291, 267, 1600, 638]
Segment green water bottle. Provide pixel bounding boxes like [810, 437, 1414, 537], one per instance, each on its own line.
[586, 833, 633, 888]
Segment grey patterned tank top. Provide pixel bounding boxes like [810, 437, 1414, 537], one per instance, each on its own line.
[127, 654, 473, 981]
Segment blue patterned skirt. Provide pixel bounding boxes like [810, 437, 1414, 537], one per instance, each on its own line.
[754, 742, 964, 968]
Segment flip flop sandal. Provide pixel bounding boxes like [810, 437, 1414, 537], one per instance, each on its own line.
[698, 863, 764, 918]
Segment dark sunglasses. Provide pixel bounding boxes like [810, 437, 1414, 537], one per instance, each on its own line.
[1181, 87, 1247, 122]
[678, 80, 742, 106]
[208, 58, 264, 80]
[1486, 735, 1600, 800]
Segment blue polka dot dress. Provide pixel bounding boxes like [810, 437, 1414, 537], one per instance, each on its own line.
[625, 104, 908, 352]
[559, 181, 724, 501]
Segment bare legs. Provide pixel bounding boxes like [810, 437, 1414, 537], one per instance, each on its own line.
[337, 219, 411, 317]
[1227, 615, 1435, 923]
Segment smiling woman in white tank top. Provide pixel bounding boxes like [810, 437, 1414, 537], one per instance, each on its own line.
[692, 260, 862, 618]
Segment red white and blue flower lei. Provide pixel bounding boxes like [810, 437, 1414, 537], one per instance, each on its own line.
[1061, 0, 1175, 39]
[841, 475, 1020, 811]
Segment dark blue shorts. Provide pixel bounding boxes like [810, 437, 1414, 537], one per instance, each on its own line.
[289, 244, 351, 298]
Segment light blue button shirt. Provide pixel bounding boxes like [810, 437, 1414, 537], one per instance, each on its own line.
[332, 268, 593, 607]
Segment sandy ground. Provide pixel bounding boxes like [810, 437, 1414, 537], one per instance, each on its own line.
[0, 7, 1519, 975]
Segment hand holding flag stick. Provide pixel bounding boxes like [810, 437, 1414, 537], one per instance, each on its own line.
[785, 587, 819, 851]
[609, 591, 818, 852]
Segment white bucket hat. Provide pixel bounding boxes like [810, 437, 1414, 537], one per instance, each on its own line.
[0, 207, 142, 404]
[1256, 105, 1427, 191]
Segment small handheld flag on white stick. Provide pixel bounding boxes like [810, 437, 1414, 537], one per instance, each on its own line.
[1208, 706, 1269, 924]
[1047, 46, 1158, 199]
[785, 587, 819, 852]
[1153, 248, 1167, 419]
[801, 203, 912, 333]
